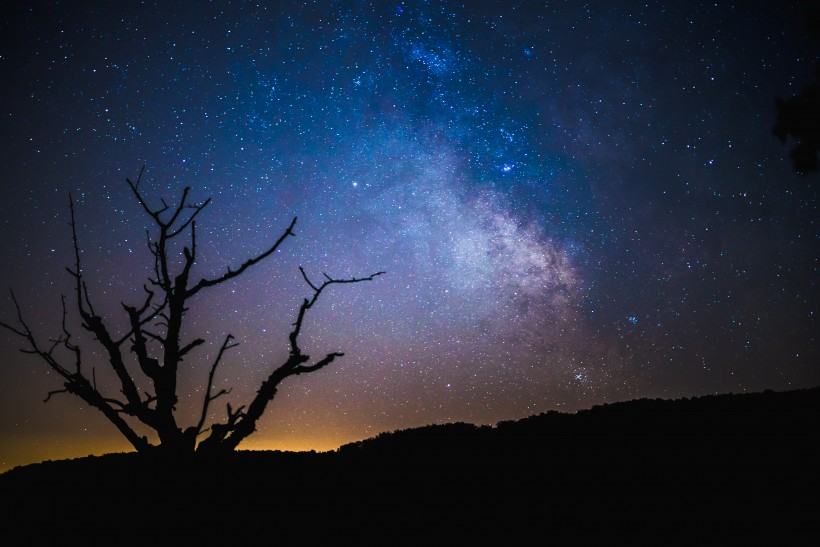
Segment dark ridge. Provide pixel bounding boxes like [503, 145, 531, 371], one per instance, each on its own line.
[335, 386, 819, 471]
[1, 387, 817, 540]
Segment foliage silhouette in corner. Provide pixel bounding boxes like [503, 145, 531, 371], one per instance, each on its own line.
[773, 0, 820, 176]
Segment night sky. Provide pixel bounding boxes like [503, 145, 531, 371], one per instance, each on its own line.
[1, 1, 818, 472]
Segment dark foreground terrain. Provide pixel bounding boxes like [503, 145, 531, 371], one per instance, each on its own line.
[1, 387, 818, 541]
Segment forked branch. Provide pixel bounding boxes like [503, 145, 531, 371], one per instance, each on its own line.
[195, 334, 238, 434]
[197, 268, 384, 454]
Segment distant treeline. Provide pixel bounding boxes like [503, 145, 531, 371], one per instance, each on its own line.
[4, 385, 817, 477]
[333, 386, 819, 471]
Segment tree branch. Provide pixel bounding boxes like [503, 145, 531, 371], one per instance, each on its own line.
[295, 352, 344, 374]
[187, 217, 298, 297]
[1, 290, 71, 378]
[289, 269, 384, 356]
[167, 201, 210, 239]
[165, 186, 192, 227]
[201, 268, 384, 454]
[1, 290, 151, 452]
[67, 194, 156, 426]
[44, 388, 69, 403]
[179, 338, 206, 359]
[195, 334, 238, 435]
[60, 294, 82, 373]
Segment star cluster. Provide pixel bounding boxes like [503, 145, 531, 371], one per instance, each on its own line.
[0, 1, 817, 471]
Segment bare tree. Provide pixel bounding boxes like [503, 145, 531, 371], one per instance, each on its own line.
[1, 166, 383, 459]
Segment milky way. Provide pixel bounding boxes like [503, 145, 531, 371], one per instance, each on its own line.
[1, 1, 817, 471]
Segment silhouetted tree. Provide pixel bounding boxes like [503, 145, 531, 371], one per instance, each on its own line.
[1, 166, 383, 459]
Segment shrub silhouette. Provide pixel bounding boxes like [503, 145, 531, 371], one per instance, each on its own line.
[773, 0, 820, 175]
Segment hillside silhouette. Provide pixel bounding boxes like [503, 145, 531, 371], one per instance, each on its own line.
[1, 386, 817, 540]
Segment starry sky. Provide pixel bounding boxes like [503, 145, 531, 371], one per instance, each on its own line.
[1, 0, 818, 472]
